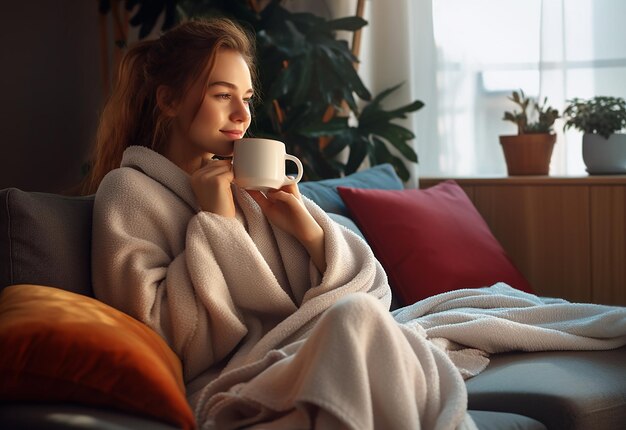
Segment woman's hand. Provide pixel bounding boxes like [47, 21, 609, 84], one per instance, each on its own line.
[190, 155, 236, 218]
[248, 183, 326, 273]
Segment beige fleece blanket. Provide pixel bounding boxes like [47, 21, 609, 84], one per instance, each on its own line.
[93, 146, 626, 430]
[92, 146, 475, 429]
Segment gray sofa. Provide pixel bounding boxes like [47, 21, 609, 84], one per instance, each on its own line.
[1, 164, 624, 430]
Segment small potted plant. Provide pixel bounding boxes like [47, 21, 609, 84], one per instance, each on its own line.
[499, 89, 560, 175]
[563, 96, 626, 174]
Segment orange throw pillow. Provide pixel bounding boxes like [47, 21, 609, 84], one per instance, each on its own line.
[0, 284, 195, 430]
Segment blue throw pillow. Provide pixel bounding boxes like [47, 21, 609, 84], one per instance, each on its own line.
[327, 213, 365, 240]
[299, 164, 403, 216]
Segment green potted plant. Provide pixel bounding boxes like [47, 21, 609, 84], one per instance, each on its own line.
[563, 96, 626, 174]
[499, 89, 560, 175]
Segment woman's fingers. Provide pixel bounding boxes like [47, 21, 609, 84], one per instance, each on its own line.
[197, 159, 231, 174]
[248, 190, 294, 216]
[279, 181, 302, 199]
[193, 159, 234, 186]
[190, 158, 235, 217]
[266, 190, 291, 201]
[198, 164, 233, 179]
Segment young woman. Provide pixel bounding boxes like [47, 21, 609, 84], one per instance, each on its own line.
[87, 17, 487, 430]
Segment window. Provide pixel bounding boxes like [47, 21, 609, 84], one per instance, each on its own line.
[424, 0, 626, 176]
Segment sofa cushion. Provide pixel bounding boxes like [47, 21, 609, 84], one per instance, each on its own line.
[0, 284, 196, 430]
[299, 163, 403, 215]
[468, 410, 547, 430]
[0, 188, 95, 296]
[466, 346, 626, 430]
[337, 180, 533, 305]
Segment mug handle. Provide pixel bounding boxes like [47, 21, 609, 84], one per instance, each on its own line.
[283, 154, 304, 186]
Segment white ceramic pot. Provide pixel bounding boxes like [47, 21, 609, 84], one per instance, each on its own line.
[582, 133, 626, 174]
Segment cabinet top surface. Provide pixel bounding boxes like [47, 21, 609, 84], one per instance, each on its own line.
[419, 175, 626, 186]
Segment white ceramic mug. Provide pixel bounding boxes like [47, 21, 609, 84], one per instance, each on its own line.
[232, 138, 304, 190]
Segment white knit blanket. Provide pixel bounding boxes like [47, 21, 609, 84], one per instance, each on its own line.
[92, 146, 626, 430]
[394, 283, 626, 378]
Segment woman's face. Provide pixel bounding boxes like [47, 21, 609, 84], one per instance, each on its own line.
[166, 49, 253, 172]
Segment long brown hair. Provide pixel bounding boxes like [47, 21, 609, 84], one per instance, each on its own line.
[80, 18, 256, 195]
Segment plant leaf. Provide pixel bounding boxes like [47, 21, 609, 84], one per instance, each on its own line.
[298, 117, 350, 137]
[324, 16, 368, 32]
[333, 54, 371, 100]
[385, 137, 418, 163]
[322, 132, 352, 158]
[387, 99, 425, 118]
[268, 66, 295, 100]
[345, 137, 368, 174]
[370, 123, 415, 142]
[367, 82, 404, 110]
[360, 83, 422, 124]
[342, 87, 359, 114]
[370, 135, 393, 164]
[292, 50, 313, 105]
[390, 156, 411, 181]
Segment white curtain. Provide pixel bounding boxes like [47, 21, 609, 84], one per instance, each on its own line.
[357, 0, 626, 178]
[358, 0, 432, 187]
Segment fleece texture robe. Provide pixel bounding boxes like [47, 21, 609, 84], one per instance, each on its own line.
[92, 146, 475, 429]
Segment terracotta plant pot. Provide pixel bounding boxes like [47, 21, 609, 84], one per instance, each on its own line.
[499, 133, 557, 175]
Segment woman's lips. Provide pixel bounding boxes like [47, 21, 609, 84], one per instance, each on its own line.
[220, 130, 244, 140]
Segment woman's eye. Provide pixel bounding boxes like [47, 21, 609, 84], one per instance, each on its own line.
[244, 97, 253, 105]
[216, 94, 231, 100]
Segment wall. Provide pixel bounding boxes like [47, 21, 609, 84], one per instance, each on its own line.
[0, 1, 102, 193]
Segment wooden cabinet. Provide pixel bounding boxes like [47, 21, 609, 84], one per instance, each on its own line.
[420, 176, 626, 306]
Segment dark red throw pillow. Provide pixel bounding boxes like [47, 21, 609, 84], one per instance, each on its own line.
[338, 181, 533, 305]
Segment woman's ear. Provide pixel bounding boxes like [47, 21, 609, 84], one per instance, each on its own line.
[156, 85, 178, 117]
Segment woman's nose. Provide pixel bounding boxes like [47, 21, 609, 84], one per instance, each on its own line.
[231, 100, 251, 123]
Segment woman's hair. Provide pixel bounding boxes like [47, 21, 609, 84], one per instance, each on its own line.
[81, 18, 256, 195]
